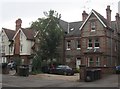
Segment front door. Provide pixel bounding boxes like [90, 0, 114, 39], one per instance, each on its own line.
[76, 58, 81, 69]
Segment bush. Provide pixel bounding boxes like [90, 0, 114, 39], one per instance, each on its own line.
[73, 68, 80, 73]
[30, 70, 43, 75]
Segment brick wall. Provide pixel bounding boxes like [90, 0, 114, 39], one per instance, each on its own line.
[87, 67, 115, 74]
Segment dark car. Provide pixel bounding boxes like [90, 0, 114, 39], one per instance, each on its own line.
[115, 65, 120, 74]
[48, 65, 74, 76]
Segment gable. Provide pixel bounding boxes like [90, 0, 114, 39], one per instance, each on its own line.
[0, 29, 9, 41]
[1, 28, 15, 41]
[21, 28, 35, 41]
[79, 10, 107, 30]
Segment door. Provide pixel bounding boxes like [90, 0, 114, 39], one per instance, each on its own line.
[76, 58, 81, 69]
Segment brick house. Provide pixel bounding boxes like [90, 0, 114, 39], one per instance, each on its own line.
[63, 6, 120, 68]
[1, 5, 120, 69]
[0, 19, 35, 65]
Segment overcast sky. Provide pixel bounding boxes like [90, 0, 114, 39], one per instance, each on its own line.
[0, 0, 120, 30]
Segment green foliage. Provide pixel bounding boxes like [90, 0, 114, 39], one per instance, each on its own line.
[13, 57, 21, 66]
[30, 70, 42, 75]
[32, 55, 42, 72]
[31, 10, 63, 68]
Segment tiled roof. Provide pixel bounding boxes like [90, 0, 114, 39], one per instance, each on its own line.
[2, 28, 16, 41]
[111, 21, 120, 33]
[92, 10, 111, 28]
[21, 28, 36, 41]
[59, 20, 68, 33]
[66, 21, 83, 37]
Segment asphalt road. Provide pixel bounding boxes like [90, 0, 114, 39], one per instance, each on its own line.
[1, 73, 119, 88]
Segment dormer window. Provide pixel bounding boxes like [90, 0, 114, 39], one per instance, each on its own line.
[91, 22, 96, 31]
[70, 28, 74, 31]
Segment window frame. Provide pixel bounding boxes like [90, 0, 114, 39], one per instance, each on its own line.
[94, 38, 100, 48]
[88, 57, 94, 67]
[91, 21, 96, 32]
[77, 40, 81, 50]
[96, 57, 100, 67]
[2, 45, 5, 53]
[20, 44, 23, 52]
[66, 40, 71, 50]
[88, 39, 93, 49]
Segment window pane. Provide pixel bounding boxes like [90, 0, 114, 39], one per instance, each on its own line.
[77, 40, 81, 48]
[88, 39, 92, 47]
[91, 22, 95, 31]
[96, 57, 100, 66]
[95, 38, 99, 48]
[89, 57, 94, 67]
[67, 40, 71, 50]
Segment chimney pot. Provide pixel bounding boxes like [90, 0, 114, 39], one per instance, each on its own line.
[82, 10, 88, 21]
[115, 13, 120, 21]
[106, 5, 111, 26]
[15, 18, 22, 31]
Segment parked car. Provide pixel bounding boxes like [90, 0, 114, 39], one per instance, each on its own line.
[115, 65, 120, 74]
[48, 65, 74, 76]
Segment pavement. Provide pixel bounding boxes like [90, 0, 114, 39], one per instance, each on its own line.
[1, 73, 119, 88]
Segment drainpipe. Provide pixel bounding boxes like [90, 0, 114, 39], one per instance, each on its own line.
[67, 23, 70, 33]
[110, 29, 113, 67]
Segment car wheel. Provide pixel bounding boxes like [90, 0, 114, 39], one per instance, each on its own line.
[49, 70, 52, 74]
[67, 73, 71, 76]
[64, 72, 67, 75]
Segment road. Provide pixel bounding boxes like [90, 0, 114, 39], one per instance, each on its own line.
[1, 73, 119, 88]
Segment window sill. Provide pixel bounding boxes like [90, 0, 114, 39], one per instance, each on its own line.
[77, 48, 81, 50]
[87, 47, 92, 49]
[66, 49, 71, 50]
[91, 30, 95, 32]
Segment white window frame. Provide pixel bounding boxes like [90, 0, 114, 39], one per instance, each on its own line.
[10, 46, 13, 53]
[88, 39, 93, 49]
[88, 57, 94, 67]
[91, 22, 96, 32]
[20, 44, 23, 52]
[1, 35, 5, 42]
[2, 57, 7, 63]
[96, 57, 100, 67]
[2, 45, 5, 53]
[94, 38, 100, 48]
[66, 40, 71, 50]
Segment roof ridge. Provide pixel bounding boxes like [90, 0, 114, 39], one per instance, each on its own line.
[2, 27, 15, 31]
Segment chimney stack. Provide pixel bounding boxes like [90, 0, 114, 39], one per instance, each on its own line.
[115, 13, 120, 22]
[15, 18, 22, 31]
[106, 5, 111, 26]
[82, 11, 88, 21]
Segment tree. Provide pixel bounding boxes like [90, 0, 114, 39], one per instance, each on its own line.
[31, 10, 63, 71]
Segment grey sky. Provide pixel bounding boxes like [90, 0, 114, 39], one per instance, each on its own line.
[0, 0, 119, 30]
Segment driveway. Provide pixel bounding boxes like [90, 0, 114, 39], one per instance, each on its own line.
[2, 73, 119, 88]
[30, 73, 79, 81]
